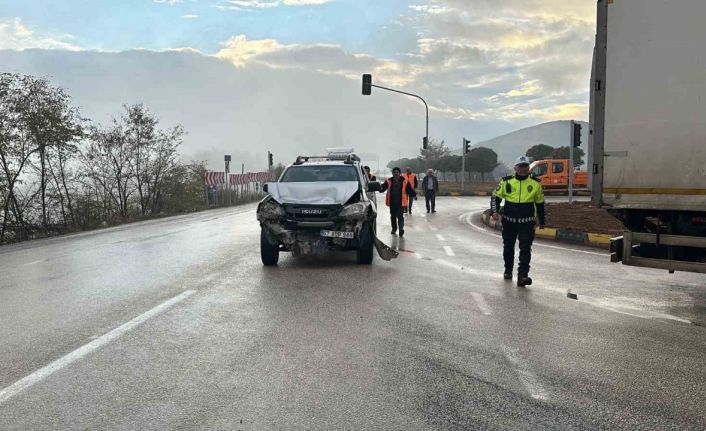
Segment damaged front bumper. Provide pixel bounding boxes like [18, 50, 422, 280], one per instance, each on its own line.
[259, 218, 365, 255]
[257, 198, 397, 260]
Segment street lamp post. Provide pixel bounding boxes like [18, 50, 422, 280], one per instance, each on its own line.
[362, 74, 429, 149]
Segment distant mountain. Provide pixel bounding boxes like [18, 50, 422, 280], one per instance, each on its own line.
[456, 120, 589, 168]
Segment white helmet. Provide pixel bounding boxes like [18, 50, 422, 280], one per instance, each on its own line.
[514, 156, 531, 166]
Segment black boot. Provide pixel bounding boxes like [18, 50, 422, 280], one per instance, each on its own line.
[503, 273, 512, 280]
[517, 275, 533, 288]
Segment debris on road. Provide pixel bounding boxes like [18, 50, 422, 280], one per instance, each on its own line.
[373, 236, 399, 261]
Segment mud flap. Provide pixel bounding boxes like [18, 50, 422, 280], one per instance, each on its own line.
[373, 235, 399, 261]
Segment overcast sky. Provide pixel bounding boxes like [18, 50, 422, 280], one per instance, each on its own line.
[0, 0, 596, 171]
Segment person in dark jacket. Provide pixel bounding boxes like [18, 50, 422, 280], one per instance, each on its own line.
[490, 156, 545, 287]
[380, 167, 415, 236]
[364, 165, 376, 181]
[421, 169, 439, 213]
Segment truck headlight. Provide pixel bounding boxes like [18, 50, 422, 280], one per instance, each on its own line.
[340, 202, 369, 219]
[258, 200, 285, 220]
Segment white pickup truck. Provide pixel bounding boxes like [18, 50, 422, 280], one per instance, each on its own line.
[257, 149, 396, 266]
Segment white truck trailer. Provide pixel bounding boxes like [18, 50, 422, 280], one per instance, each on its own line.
[591, 0, 706, 273]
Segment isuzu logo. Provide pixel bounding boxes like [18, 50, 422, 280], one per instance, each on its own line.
[300, 209, 324, 215]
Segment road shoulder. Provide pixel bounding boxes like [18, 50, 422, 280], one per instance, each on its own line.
[480, 209, 612, 249]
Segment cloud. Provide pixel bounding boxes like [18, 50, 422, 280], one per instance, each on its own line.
[218, 0, 332, 9]
[399, 0, 595, 119]
[0, 0, 597, 164]
[213, 0, 595, 123]
[181, 14, 200, 19]
[483, 80, 543, 102]
[154, 0, 184, 5]
[0, 48, 473, 171]
[496, 102, 588, 121]
[215, 35, 418, 86]
[0, 18, 81, 51]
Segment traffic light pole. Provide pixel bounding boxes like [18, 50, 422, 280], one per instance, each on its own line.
[224, 155, 231, 206]
[569, 121, 574, 204]
[370, 84, 429, 149]
[461, 138, 470, 194]
[461, 142, 466, 194]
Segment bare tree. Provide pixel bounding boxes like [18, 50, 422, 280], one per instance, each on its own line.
[123, 104, 158, 216]
[0, 73, 40, 241]
[147, 125, 183, 214]
[419, 138, 450, 168]
[0, 74, 223, 244]
[84, 122, 135, 219]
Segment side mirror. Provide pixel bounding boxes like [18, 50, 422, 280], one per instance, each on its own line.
[263, 183, 269, 193]
[367, 181, 381, 192]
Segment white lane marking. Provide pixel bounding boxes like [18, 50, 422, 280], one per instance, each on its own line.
[24, 260, 43, 266]
[0, 290, 196, 405]
[502, 347, 548, 401]
[471, 292, 492, 316]
[414, 252, 423, 259]
[460, 212, 605, 257]
[436, 234, 446, 241]
[443, 246, 455, 257]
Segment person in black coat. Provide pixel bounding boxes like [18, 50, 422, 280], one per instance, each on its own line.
[422, 169, 439, 213]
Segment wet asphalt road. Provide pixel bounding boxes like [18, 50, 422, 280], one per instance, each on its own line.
[0, 197, 704, 430]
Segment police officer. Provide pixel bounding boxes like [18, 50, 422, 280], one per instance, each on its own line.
[490, 156, 545, 287]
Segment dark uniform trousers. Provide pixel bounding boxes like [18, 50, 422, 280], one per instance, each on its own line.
[501, 221, 535, 276]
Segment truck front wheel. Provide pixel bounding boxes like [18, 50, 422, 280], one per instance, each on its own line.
[261, 228, 279, 266]
[357, 223, 374, 265]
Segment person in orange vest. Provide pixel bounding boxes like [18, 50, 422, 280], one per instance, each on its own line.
[402, 166, 418, 214]
[380, 167, 415, 236]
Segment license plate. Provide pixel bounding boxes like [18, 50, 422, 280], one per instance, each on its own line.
[321, 230, 354, 239]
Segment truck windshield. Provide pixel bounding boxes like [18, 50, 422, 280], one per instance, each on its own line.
[281, 165, 359, 182]
[532, 164, 548, 177]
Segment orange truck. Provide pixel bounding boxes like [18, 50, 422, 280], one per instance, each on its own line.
[528, 159, 587, 193]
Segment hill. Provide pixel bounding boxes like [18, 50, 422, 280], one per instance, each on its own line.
[457, 120, 589, 168]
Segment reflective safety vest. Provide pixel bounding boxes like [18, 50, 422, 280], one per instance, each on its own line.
[492, 175, 545, 223]
[386, 177, 410, 207]
[403, 172, 417, 191]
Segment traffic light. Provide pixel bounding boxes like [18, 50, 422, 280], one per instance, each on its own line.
[463, 138, 471, 154]
[362, 74, 372, 95]
[268, 151, 273, 167]
[572, 122, 582, 147]
[423, 136, 428, 150]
